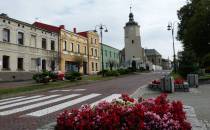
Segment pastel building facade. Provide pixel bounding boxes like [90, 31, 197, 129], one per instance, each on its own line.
[59, 29, 88, 74]
[78, 31, 100, 74]
[0, 14, 59, 81]
[101, 43, 120, 70]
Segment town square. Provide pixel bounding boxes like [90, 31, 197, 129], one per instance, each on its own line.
[0, 0, 210, 130]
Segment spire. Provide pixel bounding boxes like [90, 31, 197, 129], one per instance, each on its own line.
[125, 0, 138, 26]
[129, 3, 134, 22]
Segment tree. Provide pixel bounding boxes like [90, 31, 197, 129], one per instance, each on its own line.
[177, 0, 210, 62]
[107, 60, 117, 71]
[178, 49, 199, 77]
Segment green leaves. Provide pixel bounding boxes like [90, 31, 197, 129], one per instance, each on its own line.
[177, 0, 210, 60]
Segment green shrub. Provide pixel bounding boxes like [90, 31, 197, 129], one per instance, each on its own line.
[65, 72, 82, 81]
[48, 71, 58, 81]
[105, 70, 120, 77]
[32, 72, 50, 83]
[117, 69, 128, 75]
[97, 70, 109, 75]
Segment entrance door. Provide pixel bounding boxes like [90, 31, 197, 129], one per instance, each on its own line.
[83, 62, 87, 75]
[132, 60, 136, 70]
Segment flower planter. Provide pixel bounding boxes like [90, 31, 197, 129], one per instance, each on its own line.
[55, 94, 191, 130]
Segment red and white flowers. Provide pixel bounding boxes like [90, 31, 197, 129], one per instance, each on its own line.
[56, 94, 191, 130]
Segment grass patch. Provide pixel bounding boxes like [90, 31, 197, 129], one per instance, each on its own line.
[0, 81, 88, 98]
[199, 74, 210, 80]
[0, 75, 115, 98]
[82, 75, 114, 81]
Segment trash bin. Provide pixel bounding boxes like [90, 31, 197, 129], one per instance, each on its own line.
[187, 74, 199, 88]
[160, 75, 174, 93]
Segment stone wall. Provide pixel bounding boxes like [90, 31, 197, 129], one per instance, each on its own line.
[0, 72, 34, 82]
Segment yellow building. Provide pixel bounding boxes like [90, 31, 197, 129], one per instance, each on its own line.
[59, 29, 88, 74]
[78, 31, 100, 74]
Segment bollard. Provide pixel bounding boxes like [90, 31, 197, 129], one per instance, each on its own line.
[187, 74, 199, 88]
[160, 75, 174, 93]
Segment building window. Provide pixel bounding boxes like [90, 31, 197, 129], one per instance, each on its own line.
[91, 48, 94, 56]
[91, 38, 93, 44]
[3, 28, 10, 42]
[17, 58, 23, 70]
[92, 62, 94, 71]
[18, 32, 24, 45]
[71, 43, 74, 52]
[114, 53, 116, 58]
[63, 41, 67, 51]
[95, 39, 97, 44]
[77, 44, 80, 53]
[95, 49, 97, 57]
[42, 38, 47, 49]
[110, 51, 112, 57]
[2, 55, 10, 70]
[51, 40, 55, 51]
[105, 50, 107, 57]
[132, 40, 134, 44]
[42, 59, 46, 70]
[84, 46, 87, 55]
[96, 63, 98, 71]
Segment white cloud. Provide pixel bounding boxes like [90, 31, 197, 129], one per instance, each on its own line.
[0, 0, 187, 59]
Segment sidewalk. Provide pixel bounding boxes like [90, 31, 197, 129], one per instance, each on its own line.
[0, 80, 35, 89]
[141, 84, 210, 129]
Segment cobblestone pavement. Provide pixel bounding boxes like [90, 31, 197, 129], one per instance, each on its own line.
[142, 84, 210, 130]
[0, 72, 165, 130]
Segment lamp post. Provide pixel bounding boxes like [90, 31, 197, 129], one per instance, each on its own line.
[167, 22, 177, 73]
[94, 24, 108, 76]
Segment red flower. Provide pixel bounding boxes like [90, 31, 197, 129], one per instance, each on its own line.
[56, 94, 191, 130]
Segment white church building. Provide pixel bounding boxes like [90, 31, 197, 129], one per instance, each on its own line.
[122, 10, 146, 69]
[120, 10, 162, 71]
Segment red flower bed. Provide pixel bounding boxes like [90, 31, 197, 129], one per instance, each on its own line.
[174, 78, 185, 85]
[56, 94, 191, 130]
[152, 80, 160, 85]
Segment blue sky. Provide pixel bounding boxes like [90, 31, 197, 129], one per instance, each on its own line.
[0, 0, 187, 59]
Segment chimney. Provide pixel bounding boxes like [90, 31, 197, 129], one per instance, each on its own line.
[73, 28, 77, 33]
[59, 25, 65, 29]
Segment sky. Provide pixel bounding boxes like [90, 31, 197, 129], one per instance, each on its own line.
[0, 0, 187, 60]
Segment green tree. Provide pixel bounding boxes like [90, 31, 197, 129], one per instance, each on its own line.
[177, 0, 210, 61]
[178, 49, 199, 77]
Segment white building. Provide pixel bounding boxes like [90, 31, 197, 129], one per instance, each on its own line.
[0, 13, 59, 81]
[124, 11, 146, 69]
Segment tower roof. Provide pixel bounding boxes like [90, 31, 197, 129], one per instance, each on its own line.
[126, 11, 138, 26]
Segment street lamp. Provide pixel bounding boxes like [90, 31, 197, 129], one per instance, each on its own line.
[94, 24, 108, 76]
[167, 22, 177, 73]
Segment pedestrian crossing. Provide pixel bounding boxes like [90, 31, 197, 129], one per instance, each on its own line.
[49, 89, 86, 93]
[26, 93, 101, 117]
[0, 92, 121, 117]
[0, 96, 25, 103]
[0, 95, 59, 110]
[0, 95, 42, 106]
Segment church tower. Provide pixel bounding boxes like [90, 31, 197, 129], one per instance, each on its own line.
[124, 8, 145, 69]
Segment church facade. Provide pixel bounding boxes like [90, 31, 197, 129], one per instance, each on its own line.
[123, 11, 146, 69]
